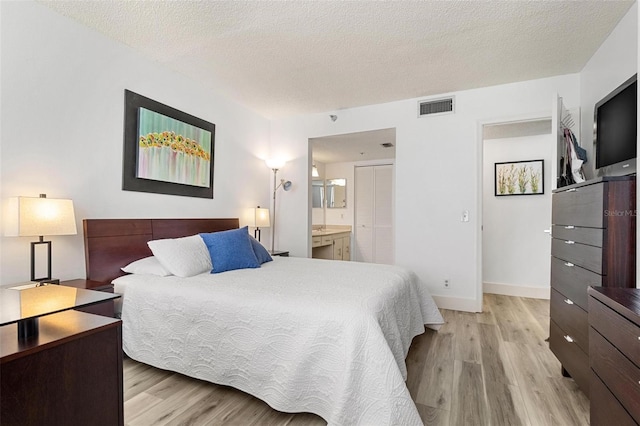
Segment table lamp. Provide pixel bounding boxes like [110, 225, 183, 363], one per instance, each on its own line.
[5, 194, 77, 282]
[249, 206, 270, 242]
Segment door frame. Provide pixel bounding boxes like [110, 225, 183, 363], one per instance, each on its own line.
[476, 109, 554, 312]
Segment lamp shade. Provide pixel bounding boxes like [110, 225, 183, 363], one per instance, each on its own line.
[5, 196, 77, 237]
[265, 158, 286, 169]
[249, 207, 270, 228]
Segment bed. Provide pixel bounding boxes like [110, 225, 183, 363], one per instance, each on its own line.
[84, 218, 444, 426]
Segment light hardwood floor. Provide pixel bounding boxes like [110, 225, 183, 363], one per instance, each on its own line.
[123, 294, 589, 425]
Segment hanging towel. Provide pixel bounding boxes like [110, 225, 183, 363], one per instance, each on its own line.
[565, 129, 585, 183]
[569, 130, 588, 163]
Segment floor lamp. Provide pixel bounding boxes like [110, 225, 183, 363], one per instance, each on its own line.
[266, 159, 292, 253]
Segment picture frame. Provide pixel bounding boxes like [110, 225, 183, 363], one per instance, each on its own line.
[495, 159, 544, 196]
[123, 90, 215, 198]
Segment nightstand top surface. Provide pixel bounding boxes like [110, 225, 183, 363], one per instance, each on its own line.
[0, 283, 120, 326]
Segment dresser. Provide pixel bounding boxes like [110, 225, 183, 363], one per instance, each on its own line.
[549, 176, 636, 396]
[588, 287, 640, 425]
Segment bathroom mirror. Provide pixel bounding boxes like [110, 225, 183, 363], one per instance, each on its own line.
[326, 178, 347, 208]
[312, 179, 324, 208]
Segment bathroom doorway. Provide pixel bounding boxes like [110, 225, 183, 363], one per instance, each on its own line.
[309, 128, 396, 264]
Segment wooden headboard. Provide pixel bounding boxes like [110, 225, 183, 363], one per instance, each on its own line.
[83, 218, 239, 284]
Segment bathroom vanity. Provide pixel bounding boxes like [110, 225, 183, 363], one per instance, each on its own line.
[311, 226, 352, 261]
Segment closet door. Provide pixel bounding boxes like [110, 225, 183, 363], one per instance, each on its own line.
[355, 166, 374, 262]
[373, 165, 393, 264]
[354, 164, 393, 264]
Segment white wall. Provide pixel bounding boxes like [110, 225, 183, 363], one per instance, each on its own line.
[271, 75, 580, 312]
[0, 2, 271, 284]
[580, 2, 638, 179]
[311, 161, 325, 226]
[482, 134, 553, 299]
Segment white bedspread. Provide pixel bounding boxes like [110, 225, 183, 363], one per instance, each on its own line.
[114, 257, 443, 425]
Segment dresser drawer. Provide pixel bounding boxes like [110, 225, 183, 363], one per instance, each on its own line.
[551, 238, 602, 274]
[550, 289, 588, 353]
[312, 236, 322, 247]
[591, 372, 637, 426]
[321, 236, 333, 245]
[551, 225, 603, 247]
[552, 183, 605, 228]
[590, 296, 640, 367]
[549, 320, 590, 396]
[590, 328, 640, 423]
[551, 257, 602, 310]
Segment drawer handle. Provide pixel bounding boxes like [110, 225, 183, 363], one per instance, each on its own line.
[567, 188, 577, 192]
[564, 335, 574, 343]
[564, 262, 574, 267]
[564, 299, 574, 305]
[564, 226, 575, 230]
[565, 240, 575, 245]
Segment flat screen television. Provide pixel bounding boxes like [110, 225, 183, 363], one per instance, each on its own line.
[594, 73, 637, 177]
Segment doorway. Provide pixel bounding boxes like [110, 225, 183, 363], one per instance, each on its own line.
[481, 118, 554, 298]
[309, 128, 396, 264]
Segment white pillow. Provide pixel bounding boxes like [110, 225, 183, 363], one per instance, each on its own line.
[121, 256, 171, 277]
[147, 235, 212, 277]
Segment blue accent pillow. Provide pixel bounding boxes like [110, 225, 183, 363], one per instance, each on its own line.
[200, 227, 260, 273]
[249, 235, 272, 264]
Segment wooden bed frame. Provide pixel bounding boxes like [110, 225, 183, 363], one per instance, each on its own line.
[83, 218, 239, 284]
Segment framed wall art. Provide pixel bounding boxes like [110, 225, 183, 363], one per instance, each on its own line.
[495, 159, 544, 196]
[123, 90, 215, 198]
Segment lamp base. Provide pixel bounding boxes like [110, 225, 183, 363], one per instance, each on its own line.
[17, 317, 39, 341]
[30, 239, 52, 282]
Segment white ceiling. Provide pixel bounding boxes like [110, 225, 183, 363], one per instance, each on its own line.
[310, 128, 396, 163]
[40, 0, 634, 120]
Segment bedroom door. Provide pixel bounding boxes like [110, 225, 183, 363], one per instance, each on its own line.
[354, 164, 393, 264]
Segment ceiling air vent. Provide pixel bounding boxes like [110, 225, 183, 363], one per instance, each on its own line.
[418, 97, 454, 117]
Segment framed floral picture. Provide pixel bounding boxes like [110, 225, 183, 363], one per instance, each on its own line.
[495, 159, 544, 196]
[123, 90, 215, 198]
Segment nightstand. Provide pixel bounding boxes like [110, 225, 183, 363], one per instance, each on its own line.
[1, 309, 123, 425]
[60, 279, 116, 317]
[270, 250, 289, 257]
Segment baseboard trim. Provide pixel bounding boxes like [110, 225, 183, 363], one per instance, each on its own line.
[431, 295, 482, 313]
[483, 281, 550, 299]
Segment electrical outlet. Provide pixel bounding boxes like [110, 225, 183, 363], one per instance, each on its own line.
[444, 279, 450, 289]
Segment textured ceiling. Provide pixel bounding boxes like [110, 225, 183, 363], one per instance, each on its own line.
[311, 128, 396, 163]
[41, 0, 634, 119]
